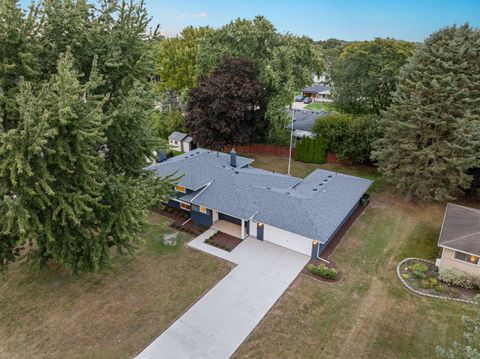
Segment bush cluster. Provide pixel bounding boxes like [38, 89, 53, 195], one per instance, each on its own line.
[307, 263, 338, 280]
[313, 113, 383, 164]
[438, 268, 475, 289]
[294, 136, 326, 164]
[420, 277, 438, 289]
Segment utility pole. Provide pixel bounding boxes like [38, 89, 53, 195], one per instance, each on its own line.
[287, 105, 295, 176]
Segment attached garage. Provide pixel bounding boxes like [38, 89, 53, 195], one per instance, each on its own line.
[262, 223, 313, 256]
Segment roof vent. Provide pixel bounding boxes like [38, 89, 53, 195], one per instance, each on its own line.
[313, 188, 318, 191]
[328, 175, 332, 178]
[234, 171, 239, 174]
[323, 179, 328, 182]
[286, 192, 290, 195]
[319, 183, 323, 186]
[230, 148, 237, 167]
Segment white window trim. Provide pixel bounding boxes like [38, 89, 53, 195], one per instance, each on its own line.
[451, 250, 480, 267]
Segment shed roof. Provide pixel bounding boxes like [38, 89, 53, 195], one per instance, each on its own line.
[438, 203, 480, 256]
[286, 109, 327, 131]
[168, 131, 188, 141]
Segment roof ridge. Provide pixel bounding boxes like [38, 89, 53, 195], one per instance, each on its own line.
[441, 230, 480, 245]
[449, 203, 480, 216]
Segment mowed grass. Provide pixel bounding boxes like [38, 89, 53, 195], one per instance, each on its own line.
[234, 154, 476, 359]
[0, 212, 230, 359]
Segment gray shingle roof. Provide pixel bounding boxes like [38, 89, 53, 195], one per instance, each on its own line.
[286, 109, 327, 131]
[438, 203, 480, 256]
[302, 84, 331, 94]
[168, 131, 188, 141]
[146, 148, 253, 190]
[148, 148, 372, 243]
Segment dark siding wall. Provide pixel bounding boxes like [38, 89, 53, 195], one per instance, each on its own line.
[219, 213, 242, 225]
[318, 201, 360, 255]
[191, 208, 213, 227]
[167, 199, 181, 209]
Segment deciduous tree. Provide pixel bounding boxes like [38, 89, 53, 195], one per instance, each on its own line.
[155, 26, 211, 94]
[331, 38, 416, 114]
[186, 57, 267, 150]
[196, 16, 323, 145]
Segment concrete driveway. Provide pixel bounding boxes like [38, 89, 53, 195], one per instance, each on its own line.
[136, 233, 309, 359]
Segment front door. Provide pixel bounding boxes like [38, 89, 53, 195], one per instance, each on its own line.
[257, 223, 264, 241]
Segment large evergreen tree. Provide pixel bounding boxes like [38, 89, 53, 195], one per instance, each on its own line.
[372, 25, 480, 201]
[0, 0, 174, 272]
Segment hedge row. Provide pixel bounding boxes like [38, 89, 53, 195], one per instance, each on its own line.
[294, 136, 326, 164]
[312, 113, 383, 164]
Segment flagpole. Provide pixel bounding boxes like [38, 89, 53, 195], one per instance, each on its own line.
[288, 104, 295, 176]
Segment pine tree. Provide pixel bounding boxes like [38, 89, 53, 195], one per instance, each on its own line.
[0, 1, 175, 272]
[372, 24, 480, 201]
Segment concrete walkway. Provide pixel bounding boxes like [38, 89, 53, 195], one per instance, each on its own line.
[136, 234, 309, 359]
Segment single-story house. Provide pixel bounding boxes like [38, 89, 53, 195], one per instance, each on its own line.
[147, 148, 372, 258]
[436, 203, 480, 277]
[168, 131, 193, 153]
[286, 109, 327, 141]
[302, 84, 332, 102]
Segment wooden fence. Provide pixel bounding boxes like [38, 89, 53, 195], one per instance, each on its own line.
[224, 143, 345, 164]
[224, 144, 294, 158]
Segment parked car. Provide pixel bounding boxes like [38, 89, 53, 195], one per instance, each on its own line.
[303, 97, 313, 104]
[295, 95, 304, 102]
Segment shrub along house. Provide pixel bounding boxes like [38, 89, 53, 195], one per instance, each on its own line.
[436, 203, 480, 277]
[147, 148, 371, 259]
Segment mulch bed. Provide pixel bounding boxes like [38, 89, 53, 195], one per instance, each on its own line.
[302, 204, 367, 282]
[151, 207, 208, 236]
[399, 258, 480, 302]
[204, 232, 242, 252]
[302, 258, 342, 283]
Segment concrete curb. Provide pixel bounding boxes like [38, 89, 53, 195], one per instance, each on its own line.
[396, 257, 478, 305]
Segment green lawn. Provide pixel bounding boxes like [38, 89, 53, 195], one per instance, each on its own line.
[0, 213, 230, 358]
[304, 102, 323, 111]
[235, 154, 476, 359]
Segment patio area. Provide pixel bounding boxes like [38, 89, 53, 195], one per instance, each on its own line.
[212, 220, 243, 238]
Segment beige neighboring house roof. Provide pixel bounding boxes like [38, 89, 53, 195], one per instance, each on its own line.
[438, 203, 480, 256]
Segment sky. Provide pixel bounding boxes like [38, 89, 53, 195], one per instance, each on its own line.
[18, 0, 480, 42]
[146, 0, 480, 41]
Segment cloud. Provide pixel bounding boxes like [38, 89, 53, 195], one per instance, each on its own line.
[176, 12, 208, 19]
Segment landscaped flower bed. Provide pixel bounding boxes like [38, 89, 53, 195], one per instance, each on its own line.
[204, 232, 242, 252]
[302, 260, 340, 282]
[399, 258, 480, 302]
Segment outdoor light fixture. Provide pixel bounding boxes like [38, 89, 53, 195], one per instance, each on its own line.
[312, 241, 318, 245]
[258, 223, 264, 227]
[469, 256, 479, 264]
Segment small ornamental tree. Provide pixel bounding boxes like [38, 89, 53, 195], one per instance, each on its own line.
[372, 24, 480, 201]
[186, 57, 268, 150]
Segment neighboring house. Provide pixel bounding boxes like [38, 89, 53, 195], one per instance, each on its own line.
[302, 84, 332, 102]
[168, 131, 193, 153]
[436, 203, 480, 277]
[148, 148, 371, 258]
[286, 109, 327, 141]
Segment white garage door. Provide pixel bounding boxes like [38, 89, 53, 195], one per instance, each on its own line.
[263, 224, 312, 256]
